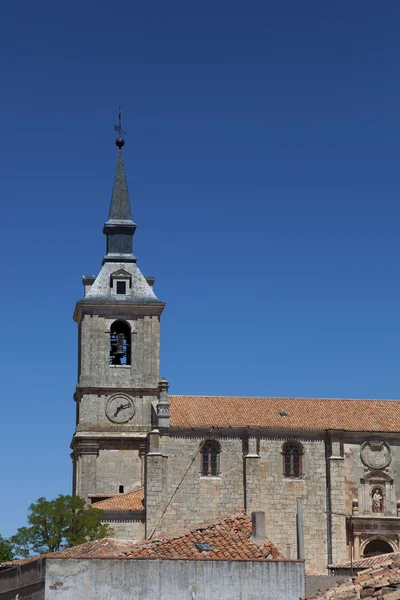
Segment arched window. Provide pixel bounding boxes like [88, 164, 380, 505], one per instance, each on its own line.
[200, 441, 220, 477]
[282, 442, 303, 479]
[110, 321, 131, 365]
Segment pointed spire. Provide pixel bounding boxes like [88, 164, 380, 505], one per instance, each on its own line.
[108, 150, 133, 221]
[103, 115, 137, 264]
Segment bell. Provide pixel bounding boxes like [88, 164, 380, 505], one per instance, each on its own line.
[115, 333, 125, 356]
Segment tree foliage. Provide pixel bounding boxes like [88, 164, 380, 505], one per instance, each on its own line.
[11, 495, 111, 557]
[0, 535, 14, 562]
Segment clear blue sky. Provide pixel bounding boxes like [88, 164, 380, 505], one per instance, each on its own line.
[1, 1, 400, 537]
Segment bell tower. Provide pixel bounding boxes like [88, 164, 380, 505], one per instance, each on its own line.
[71, 123, 165, 501]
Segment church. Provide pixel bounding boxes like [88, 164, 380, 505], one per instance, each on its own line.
[71, 132, 400, 575]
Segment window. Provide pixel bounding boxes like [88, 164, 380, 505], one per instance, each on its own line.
[116, 281, 126, 295]
[201, 440, 220, 476]
[282, 442, 303, 478]
[110, 320, 131, 365]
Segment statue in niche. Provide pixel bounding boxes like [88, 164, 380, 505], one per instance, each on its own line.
[372, 489, 383, 513]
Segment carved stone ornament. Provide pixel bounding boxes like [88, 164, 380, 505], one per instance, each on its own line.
[361, 440, 391, 470]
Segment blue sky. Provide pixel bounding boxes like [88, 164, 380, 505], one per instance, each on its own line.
[1, 1, 400, 537]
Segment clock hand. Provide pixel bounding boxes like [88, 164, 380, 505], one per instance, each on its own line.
[113, 404, 124, 417]
[113, 403, 130, 417]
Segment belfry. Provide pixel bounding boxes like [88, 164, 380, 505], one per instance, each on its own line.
[71, 124, 166, 538]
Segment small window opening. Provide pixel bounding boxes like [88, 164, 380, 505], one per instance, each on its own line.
[201, 441, 220, 476]
[119, 485, 124, 494]
[283, 442, 303, 478]
[116, 281, 126, 295]
[110, 320, 131, 365]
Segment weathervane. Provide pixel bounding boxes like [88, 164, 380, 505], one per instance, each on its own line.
[114, 106, 126, 148]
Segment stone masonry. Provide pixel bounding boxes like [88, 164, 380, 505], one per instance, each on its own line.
[71, 136, 400, 574]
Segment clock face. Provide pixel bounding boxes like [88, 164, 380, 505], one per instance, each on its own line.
[105, 394, 135, 424]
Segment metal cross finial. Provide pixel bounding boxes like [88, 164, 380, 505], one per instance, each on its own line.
[114, 106, 127, 137]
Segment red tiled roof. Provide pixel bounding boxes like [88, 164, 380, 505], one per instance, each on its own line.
[43, 511, 285, 562]
[48, 538, 135, 559]
[330, 552, 400, 571]
[0, 539, 136, 568]
[0, 555, 40, 569]
[118, 511, 285, 561]
[304, 559, 400, 599]
[91, 487, 144, 512]
[169, 396, 400, 432]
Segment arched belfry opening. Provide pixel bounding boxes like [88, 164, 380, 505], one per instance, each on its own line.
[110, 320, 131, 365]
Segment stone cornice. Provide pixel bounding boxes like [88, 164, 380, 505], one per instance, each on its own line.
[167, 427, 326, 440]
[167, 426, 400, 439]
[74, 387, 159, 400]
[71, 432, 147, 449]
[101, 510, 145, 521]
[74, 300, 165, 323]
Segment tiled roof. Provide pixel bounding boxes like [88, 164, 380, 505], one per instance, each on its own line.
[0, 539, 137, 568]
[43, 511, 285, 562]
[304, 559, 400, 599]
[330, 552, 400, 571]
[0, 555, 40, 569]
[169, 396, 400, 432]
[48, 538, 135, 559]
[118, 511, 285, 561]
[91, 487, 144, 511]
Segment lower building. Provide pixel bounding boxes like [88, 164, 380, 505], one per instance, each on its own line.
[0, 512, 305, 600]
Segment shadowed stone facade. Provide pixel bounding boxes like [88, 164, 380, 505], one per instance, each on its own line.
[71, 138, 400, 574]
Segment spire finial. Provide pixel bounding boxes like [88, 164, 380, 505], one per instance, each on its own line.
[114, 106, 126, 149]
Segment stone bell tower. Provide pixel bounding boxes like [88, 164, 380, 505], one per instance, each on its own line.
[71, 127, 165, 501]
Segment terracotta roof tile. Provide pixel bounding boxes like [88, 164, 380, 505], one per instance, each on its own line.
[331, 553, 400, 571]
[44, 511, 285, 562]
[0, 555, 41, 568]
[117, 510, 285, 561]
[305, 556, 400, 599]
[0, 539, 136, 568]
[91, 487, 144, 511]
[47, 538, 135, 559]
[170, 396, 400, 432]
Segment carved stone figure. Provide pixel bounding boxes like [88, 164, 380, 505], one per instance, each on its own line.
[372, 489, 383, 513]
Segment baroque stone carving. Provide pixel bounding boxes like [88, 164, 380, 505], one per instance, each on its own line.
[361, 440, 391, 470]
[372, 488, 383, 513]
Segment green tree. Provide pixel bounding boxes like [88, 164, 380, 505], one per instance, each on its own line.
[11, 495, 111, 557]
[0, 535, 14, 562]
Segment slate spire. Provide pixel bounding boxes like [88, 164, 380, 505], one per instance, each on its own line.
[103, 134, 137, 264]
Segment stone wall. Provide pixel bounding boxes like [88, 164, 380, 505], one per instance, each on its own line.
[146, 431, 332, 573]
[145, 435, 245, 538]
[258, 436, 328, 573]
[105, 519, 145, 540]
[74, 442, 143, 501]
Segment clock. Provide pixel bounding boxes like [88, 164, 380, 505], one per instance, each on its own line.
[105, 394, 135, 424]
